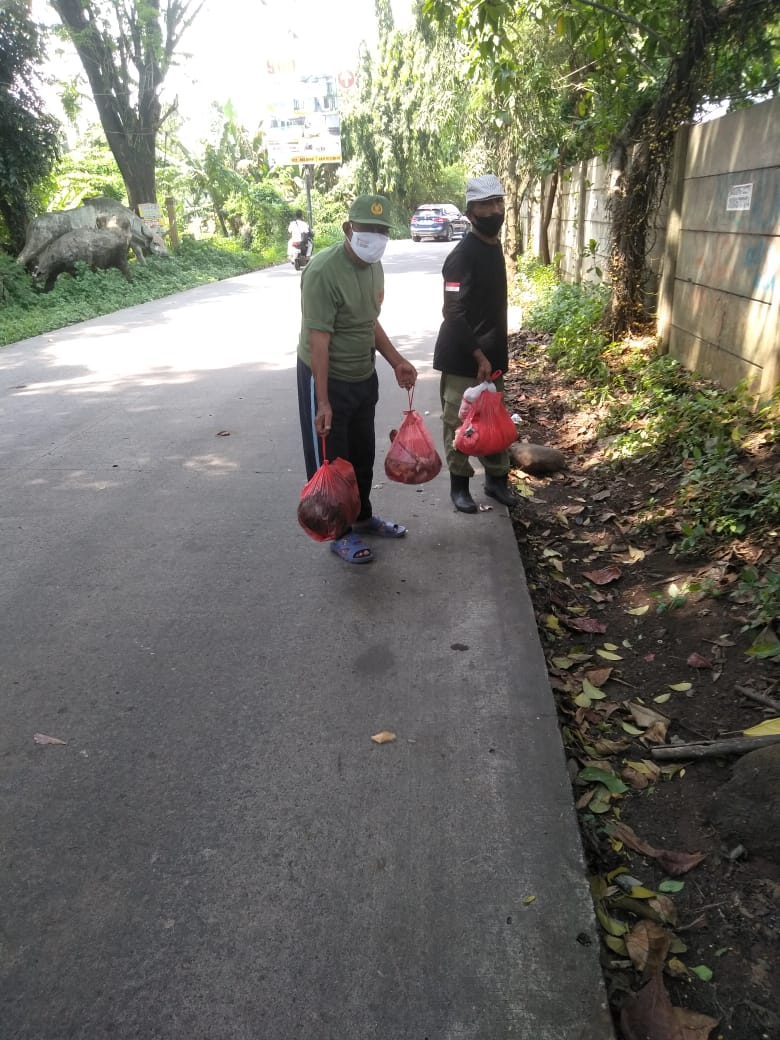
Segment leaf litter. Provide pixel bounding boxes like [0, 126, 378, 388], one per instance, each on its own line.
[503, 334, 780, 1040]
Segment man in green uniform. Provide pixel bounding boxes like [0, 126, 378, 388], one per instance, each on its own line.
[296, 194, 418, 564]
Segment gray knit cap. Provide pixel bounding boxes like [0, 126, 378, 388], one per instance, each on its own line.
[465, 174, 506, 204]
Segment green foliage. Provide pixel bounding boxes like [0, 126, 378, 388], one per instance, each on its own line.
[524, 277, 607, 335]
[519, 263, 780, 620]
[0, 236, 281, 347]
[0, 0, 62, 251]
[341, 2, 469, 217]
[0, 251, 39, 309]
[42, 129, 126, 211]
[732, 565, 780, 633]
[516, 262, 611, 379]
[424, 0, 780, 330]
[50, 0, 203, 207]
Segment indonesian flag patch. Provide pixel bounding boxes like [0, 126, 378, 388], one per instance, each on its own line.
[445, 281, 460, 293]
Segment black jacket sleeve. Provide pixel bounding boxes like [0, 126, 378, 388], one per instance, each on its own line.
[439, 245, 480, 362]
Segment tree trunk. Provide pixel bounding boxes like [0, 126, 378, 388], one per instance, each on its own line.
[605, 0, 737, 336]
[111, 134, 158, 211]
[500, 146, 520, 280]
[51, 0, 165, 210]
[539, 168, 559, 266]
[0, 196, 30, 257]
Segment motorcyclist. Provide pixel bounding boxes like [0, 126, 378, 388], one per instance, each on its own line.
[287, 209, 313, 263]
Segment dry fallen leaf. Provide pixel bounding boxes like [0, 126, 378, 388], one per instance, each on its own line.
[33, 733, 67, 746]
[686, 652, 712, 669]
[620, 973, 685, 1040]
[563, 616, 608, 634]
[625, 920, 673, 977]
[585, 666, 613, 687]
[370, 730, 397, 745]
[583, 565, 622, 585]
[654, 848, 707, 876]
[628, 702, 671, 729]
[673, 1008, 720, 1039]
[609, 821, 706, 876]
[641, 720, 669, 745]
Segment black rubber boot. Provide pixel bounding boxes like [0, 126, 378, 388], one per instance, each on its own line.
[484, 473, 518, 507]
[450, 474, 477, 514]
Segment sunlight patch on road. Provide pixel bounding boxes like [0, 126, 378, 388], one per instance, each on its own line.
[183, 453, 239, 475]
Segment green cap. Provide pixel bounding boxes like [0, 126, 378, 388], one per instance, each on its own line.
[348, 194, 393, 227]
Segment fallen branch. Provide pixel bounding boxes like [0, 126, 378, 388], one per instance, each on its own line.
[736, 684, 780, 714]
[651, 734, 780, 761]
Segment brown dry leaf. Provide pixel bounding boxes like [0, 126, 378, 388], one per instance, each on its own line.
[654, 849, 707, 877]
[585, 666, 613, 687]
[583, 565, 622, 585]
[609, 822, 706, 876]
[673, 1008, 720, 1039]
[686, 652, 712, 669]
[610, 821, 657, 857]
[33, 733, 67, 746]
[641, 720, 669, 745]
[594, 737, 633, 756]
[621, 765, 653, 790]
[625, 921, 673, 977]
[649, 895, 678, 926]
[628, 702, 671, 729]
[620, 974, 685, 1040]
[576, 788, 596, 810]
[563, 616, 608, 634]
[370, 730, 397, 745]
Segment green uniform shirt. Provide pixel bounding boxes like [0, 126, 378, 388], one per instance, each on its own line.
[297, 242, 385, 382]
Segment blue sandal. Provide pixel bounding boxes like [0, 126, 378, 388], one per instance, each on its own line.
[330, 533, 374, 564]
[353, 516, 407, 538]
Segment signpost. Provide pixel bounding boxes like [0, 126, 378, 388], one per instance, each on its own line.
[263, 72, 351, 231]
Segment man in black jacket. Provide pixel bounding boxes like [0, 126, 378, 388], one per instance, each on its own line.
[433, 174, 518, 514]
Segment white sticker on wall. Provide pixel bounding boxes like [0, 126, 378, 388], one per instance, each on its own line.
[726, 183, 753, 211]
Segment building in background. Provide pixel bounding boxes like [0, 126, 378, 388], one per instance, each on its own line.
[264, 74, 343, 168]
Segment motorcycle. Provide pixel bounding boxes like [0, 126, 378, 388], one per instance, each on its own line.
[290, 229, 314, 271]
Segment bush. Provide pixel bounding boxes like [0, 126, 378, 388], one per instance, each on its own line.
[0, 235, 281, 347]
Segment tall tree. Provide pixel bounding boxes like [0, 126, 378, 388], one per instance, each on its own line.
[425, 0, 780, 333]
[0, 0, 61, 253]
[341, 0, 468, 216]
[49, 0, 205, 211]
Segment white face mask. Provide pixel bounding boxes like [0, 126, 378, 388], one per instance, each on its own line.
[349, 229, 388, 264]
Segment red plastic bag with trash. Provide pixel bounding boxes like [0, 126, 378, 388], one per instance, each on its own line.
[453, 371, 517, 457]
[297, 438, 361, 541]
[384, 388, 443, 484]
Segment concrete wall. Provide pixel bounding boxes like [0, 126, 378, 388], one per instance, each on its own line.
[662, 98, 780, 396]
[525, 95, 780, 395]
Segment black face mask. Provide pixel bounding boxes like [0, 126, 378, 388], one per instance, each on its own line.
[470, 212, 504, 237]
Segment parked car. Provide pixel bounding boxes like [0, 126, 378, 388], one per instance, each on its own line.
[410, 204, 470, 242]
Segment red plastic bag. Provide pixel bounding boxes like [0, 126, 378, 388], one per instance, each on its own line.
[453, 372, 517, 457]
[298, 440, 360, 542]
[384, 389, 443, 485]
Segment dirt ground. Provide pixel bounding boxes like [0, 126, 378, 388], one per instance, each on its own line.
[502, 332, 780, 1040]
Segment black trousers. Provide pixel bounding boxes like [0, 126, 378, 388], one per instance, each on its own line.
[297, 358, 379, 523]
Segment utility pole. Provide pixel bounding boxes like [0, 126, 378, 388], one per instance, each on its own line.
[305, 167, 313, 232]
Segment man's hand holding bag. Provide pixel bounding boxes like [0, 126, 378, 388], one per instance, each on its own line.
[453, 371, 517, 457]
[384, 388, 442, 485]
[298, 438, 361, 541]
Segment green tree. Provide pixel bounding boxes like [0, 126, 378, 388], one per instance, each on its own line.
[49, 0, 205, 211]
[45, 125, 126, 211]
[341, 0, 468, 220]
[0, 0, 61, 253]
[425, 0, 780, 332]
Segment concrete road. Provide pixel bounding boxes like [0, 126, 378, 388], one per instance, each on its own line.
[0, 241, 613, 1039]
